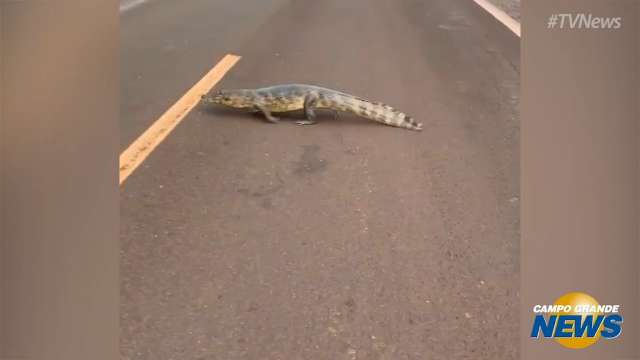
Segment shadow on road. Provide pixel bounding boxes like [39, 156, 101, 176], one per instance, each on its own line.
[199, 105, 389, 129]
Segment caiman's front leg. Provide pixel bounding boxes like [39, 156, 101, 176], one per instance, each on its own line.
[296, 93, 319, 126]
[254, 104, 280, 123]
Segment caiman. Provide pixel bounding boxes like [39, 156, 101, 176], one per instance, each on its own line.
[201, 84, 423, 131]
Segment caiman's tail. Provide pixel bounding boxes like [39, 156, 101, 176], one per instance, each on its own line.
[325, 93, 423, 131]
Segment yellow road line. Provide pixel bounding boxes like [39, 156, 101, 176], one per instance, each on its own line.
[119, 53, 241, 185]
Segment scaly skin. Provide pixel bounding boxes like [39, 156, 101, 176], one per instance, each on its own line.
[201, 84, 423, 131]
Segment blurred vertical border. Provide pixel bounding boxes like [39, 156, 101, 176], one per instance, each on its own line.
[521, 1, 639, 359]
[1, 1, 119, 359]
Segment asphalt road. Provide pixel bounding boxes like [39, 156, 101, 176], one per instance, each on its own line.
[120, 1, 520, 359]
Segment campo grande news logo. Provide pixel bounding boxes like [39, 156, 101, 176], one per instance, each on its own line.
[530, 291, 623, 349]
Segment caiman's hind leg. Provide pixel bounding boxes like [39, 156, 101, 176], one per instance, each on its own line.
[296, 93, 319, 126]
[254, 104, 280, 123]
[330, 109, 339, 121]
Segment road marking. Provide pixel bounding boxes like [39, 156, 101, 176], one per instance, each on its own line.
[119, 54, 241, 185]
[472, 0, 521, 37]
[120, 0, 151, 13]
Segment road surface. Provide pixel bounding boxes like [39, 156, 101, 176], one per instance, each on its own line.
[120, 0, 520, 359]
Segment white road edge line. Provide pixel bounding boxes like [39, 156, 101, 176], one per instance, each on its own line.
[472, 0, 521, 37]
[120, 0, 150, 13]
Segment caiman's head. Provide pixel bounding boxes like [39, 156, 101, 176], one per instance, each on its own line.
[201, 89, 253, 109]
